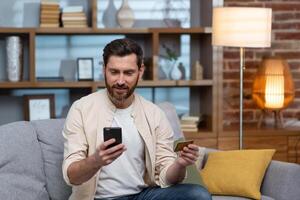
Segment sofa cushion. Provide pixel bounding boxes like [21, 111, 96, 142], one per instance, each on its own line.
[261, 160, 300, 200]
[0, 121, 49, 200]
[157, 102, 183, 140]
[212, 195, 274, 200]
[32, 119, 72, 200]
[201, 149, 275, 200]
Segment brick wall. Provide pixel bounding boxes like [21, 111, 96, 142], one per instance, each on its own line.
[223, 0, 300, 129]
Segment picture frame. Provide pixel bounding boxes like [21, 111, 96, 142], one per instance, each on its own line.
[23, 94, 55, 121]
[77, 57, 94, 81]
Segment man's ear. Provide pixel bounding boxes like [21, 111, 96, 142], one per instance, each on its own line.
[139, 64, 145, 80]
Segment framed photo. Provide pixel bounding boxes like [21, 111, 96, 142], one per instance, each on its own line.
[77, 58, 94, 81]
[23, 94, 55, 121]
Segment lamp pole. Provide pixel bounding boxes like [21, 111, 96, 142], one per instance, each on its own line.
[239, 47, 244, 150]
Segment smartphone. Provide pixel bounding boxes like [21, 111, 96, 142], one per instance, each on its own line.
[103, 127, 122, 149]
[174, 140, 194, 152]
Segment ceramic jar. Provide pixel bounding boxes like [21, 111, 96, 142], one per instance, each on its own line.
[102, 0, 118, 28]
[117, 0, 135, 28]
[170, 62, 182, 80]
[6, 36, 23, 82]
[192, 60, 203, 80]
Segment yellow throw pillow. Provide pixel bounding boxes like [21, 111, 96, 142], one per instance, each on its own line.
[200, 149, 275, 200]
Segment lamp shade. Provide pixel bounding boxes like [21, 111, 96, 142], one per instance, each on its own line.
[252, 57, 295, 110]
[212, 7, 272, 48]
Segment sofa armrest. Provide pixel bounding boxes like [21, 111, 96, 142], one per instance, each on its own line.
[261, 160, 300, 200]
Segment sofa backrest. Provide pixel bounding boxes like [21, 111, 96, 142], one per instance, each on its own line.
[157, 102, 184, 140]
[261, 160, 300, 200]
[0, 121, 49, 200]
[31, 119, 72, 200]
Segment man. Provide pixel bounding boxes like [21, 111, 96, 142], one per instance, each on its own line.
[62, 38, 211, 200]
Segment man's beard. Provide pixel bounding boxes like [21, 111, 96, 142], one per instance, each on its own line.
[105, 75, 139, 106]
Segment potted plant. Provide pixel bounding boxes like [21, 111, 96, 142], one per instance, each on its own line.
[160, 44, 179, 79]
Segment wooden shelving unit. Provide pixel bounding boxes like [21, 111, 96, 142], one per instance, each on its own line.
[0, 0, 221, 148]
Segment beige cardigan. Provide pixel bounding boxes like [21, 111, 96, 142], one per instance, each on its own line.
[62, 89, 177, 200]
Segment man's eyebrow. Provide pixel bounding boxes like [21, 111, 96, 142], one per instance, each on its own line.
[108, 67, 119, 71]
[124, 69, 136, 72]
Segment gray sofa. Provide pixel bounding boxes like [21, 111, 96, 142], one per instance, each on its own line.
[0, 110, 300, 199]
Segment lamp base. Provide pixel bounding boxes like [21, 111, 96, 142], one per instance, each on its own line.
[258, 110, 284, 129]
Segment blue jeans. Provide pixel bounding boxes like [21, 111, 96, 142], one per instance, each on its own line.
[95, 184, 212, 200]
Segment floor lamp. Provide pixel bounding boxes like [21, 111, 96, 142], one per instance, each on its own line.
[212, 7, 272, 149]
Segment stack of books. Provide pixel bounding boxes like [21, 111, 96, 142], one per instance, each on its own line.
[40, 1, 60, 28]
[61, 6, 88, 28]
[180, 115, 201, 132]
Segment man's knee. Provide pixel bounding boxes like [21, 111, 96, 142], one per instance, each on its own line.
[184, 184, 212, 200]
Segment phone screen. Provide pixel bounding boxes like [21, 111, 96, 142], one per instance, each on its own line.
[103, 127, 122, 149]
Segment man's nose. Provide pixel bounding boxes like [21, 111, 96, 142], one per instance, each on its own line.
[117, 74, 125, 85]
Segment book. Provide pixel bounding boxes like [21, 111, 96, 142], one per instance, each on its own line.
[181, 115, 200, 121]
[40, 19, 60, 24]
[40, 4, 60, 10]
[63, 24, 88, 28]
[40, 15, 60, 20]
[62, 6, 84, 13]
[40, 23, 60, 28]
[41, 2, 59, 7]
[180, 124, 198, 129]
[40, 10, 60, 15]
[181, 127, 198, 132]
[180, 120, 198, 125]
[62, 12, 86, 17]
[40, 6, 60, 11]
[63, 21, 87, 26]
[61, 16, 87, 21]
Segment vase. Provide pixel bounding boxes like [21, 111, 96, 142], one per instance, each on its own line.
[102, 0, 118, 28]
[117, 0, 135, 28]
[170, 62, 182, 80]
[6, 36, 23, 82]
[159, 58, 175, 80]
[192, 60, 203, 80]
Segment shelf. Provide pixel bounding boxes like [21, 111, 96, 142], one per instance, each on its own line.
[33, 81, 93, 88]
[35, 27, 151, 35]
[177, 80, 213, 86]
[94, 28, 151, 34]
[0, 81, 93, 89]
[0, 81, 34, 88]
[0, 28, 33, 34]
[97, 80, 178, 87]
[138, 80, 176, 87]
[150, 27, 212, 34]
[0, 27, 212, 35]
[0, 80, 214, 89]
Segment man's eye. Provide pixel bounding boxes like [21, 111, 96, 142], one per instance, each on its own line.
[110, 70, 118, 74]
[125, 71, 135, 75]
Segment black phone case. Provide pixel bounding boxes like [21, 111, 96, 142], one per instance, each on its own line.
[103, 127, 122, 149]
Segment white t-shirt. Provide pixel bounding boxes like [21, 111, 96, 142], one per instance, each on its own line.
[95, 104, 147, 198]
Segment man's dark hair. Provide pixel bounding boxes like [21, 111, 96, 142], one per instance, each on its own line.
[103, 38, 143, 69]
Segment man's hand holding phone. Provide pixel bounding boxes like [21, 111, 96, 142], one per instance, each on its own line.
[92, 127, 125, 168]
